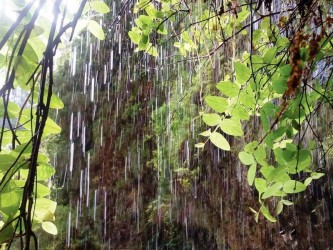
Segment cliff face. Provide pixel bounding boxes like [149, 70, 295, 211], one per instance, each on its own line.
[51, 1, 333, 249]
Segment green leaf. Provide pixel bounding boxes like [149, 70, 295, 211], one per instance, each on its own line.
[139, 34, 149, 50]
[205, 96, 228, 113]
[87, 20, 105, 40]
[30, 25, 44, 38]
[238, 151, 255, 165]
[0, 219, 16, 244]
[262, 102, 276, 118]
[272, 78, 288, 94]
[234, 61, 251, 85]
[283, 180, 306, 193]
[209, 132, 230, 151]
[195, 142, 205, 148]
[0, 154, 16, 172]
[239, 86, 255, 108]
[267, 165, 290, 183]
[216, 80, 240, 97]
[276, 201, 283, 215]
[200, 129, 211, 137]
[276, 37, 289, 51]
[0, 101, 20, 118]
[244, 141, 259, 153]
[129, 30, 141, 44]
[260, 165, 274, 179]
[37, 163, 55, 181]
[253, 145, 268, 167]
[310, 172, 324, 179]
[260, 205, 276, 222]
[42, 221, 58, 235]
[50, 93, 64, 109]
[44, 118, 61, 135]
[90, 1, 110, 14]
[146, 45, 158, 57]
[260, 109, 270, 132]
[202, 113, 221, 126]
[138, 15, 154, 26]
[0, 190, 22, 216]
[251, 55, 263, 71]
[35, 198, 57, 214]
[247, 163, 256, 186]
[255, 178, 266, 194]
[263, 47, 277, 64]
[262, 182, 283, 199]
[232, 104, 249, 120]
[37, 153, 50, 164]
[220, 118, 243, 136]
[281, 199, 293, 206]
[279, 64, 291, 77]
[304, 177, 312, 186]
[157, 24, 167, 35]
[36, 183, 51, 198]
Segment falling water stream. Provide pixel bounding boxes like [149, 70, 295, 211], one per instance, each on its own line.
[49, 0, 333, 249]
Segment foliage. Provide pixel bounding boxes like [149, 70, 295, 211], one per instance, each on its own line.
[0, 0, 109, 248]
[129, 0, 333, 222]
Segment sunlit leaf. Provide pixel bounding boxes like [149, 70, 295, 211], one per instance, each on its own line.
[35, 198, 57, 214]
[260, 204, 276, 222]
[263, 47, 277, 64]
[232, 104, 249, 121]
[216, 80, 240, 97]
[255, 178, 266, 195]
[238, 151, 255, 165]
[310, 172, 325, 179]
[129, 30, 141, 44]
[0, 190, 22, 216]
[260, 165, 274, 179]
[202, 113, 221, 126]
[272, 78, 288, 94]
[139, 34, 149, 50]
[283, 180, 306, 193]
[37, 163, 55, 181]
[90, 1, 110, 14]
[262, 182, 283, 199]
[304, 177, 312, 186]
[146, 45, 158, 57]
[244, 141, 259, 153]
[195, 142, 205, 148]
[44, 118, 61, 135]
[36, 183, 51, 198]
[220, 118, 243, 136]
[209, 132, 230, 151]
[200, 129, 211, 137]
[87, 20, 105, 40]
[42, 221, 58, 235]
[49, 93, 64, 109]
[247, 163, 256, 186]
[0, 154, 16, 173]
[281, 199, 293, 206]
[205, 96, 228, 113]
[234, 61, 251, 85]
[276, 201, 283, 215]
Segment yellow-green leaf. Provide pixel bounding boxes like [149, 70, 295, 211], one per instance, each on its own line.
[87, 20, 105, 40]
[202, 113, 221, 126]
[42, 221, 58, 235]
[205, 96, 228, 113]
[220, 118, 243, 136]
[209, 132, 230, 151]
